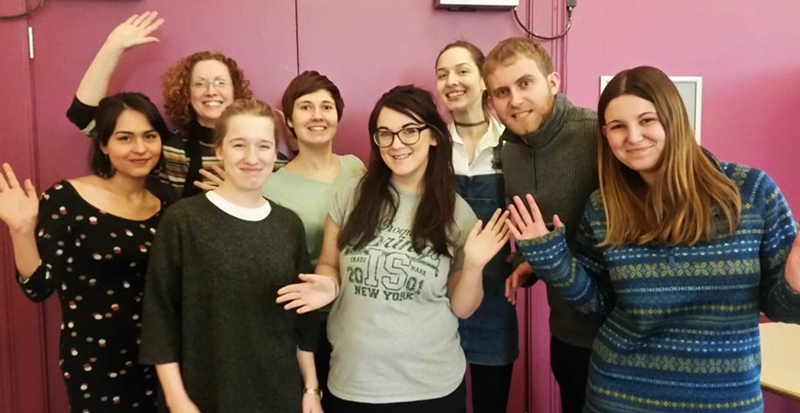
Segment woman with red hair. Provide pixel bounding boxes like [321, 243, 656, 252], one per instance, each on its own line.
[67, 11, 288, 202]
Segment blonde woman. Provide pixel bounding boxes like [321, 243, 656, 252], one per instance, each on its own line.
[140, 100, 321, 413]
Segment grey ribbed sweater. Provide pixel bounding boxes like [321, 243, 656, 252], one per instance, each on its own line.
[501, 93, 601, 348]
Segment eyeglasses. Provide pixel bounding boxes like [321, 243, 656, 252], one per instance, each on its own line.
[190, 78, 232, 90]
[372, 125, 429, 148]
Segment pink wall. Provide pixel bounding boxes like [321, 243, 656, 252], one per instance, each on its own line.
[2, 0, 800, 412]
[564, 0, 800, 211]
[28, 0, 299, 187]
[0, 2, 49, 413]
[296, 0, 538, 160]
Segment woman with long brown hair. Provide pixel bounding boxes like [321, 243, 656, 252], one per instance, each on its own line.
[277, 85, 510, 412]
[434, 40, 517, 412]
[506, 65, 800, 412]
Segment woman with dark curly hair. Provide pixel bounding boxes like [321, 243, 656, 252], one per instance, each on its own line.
[67, 11, 288, 202]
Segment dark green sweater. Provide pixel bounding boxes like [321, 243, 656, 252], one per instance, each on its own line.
[501, 93, 600, 348]
[139, 194, 318, 413]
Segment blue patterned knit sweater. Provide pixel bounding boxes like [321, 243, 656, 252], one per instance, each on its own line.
[518, 162, 800, 413]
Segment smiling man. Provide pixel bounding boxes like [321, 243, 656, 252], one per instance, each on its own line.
[483, 37, 600, 413]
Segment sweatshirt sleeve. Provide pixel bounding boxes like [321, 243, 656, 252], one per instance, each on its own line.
[754, 170, 800, 321]
[139, 209, 185, 365]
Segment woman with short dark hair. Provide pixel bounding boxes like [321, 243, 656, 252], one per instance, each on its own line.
[261, 70, 365, 409]
[1, 92, 167, 412]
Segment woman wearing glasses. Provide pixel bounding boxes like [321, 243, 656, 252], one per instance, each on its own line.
[277, 85, 510, 412]
[67, 11, 287, 201]
[434, 41, 517, 412]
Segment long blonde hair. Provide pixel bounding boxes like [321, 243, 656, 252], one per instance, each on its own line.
[597, 66, 741, 247]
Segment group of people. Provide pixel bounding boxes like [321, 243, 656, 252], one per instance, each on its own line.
[1, 9, 799, 413]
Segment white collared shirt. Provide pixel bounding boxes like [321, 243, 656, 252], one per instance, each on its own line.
[449, 116, 505, 176]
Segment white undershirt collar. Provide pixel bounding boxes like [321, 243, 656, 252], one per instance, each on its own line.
[206, 190, 272, 221]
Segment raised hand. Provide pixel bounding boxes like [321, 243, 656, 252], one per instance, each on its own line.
[785, 231, 800, 294]
[193, 164, 226, 191]
[105, 11, 165, 52]
[464, 208, 511, 269]
[276, 273, 338, 314]
[505, 194, 563, 242]
[0, 163, 39, 234]
[74, 11, 166, 107]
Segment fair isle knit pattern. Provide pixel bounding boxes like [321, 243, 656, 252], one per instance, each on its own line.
[517, 162, 800, 413]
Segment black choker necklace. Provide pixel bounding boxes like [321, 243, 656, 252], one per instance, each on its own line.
[453, 118, 488, 127]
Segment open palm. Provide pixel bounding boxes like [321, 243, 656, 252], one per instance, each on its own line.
[464, 208, 511, 268]
[106, 11, 164, 51]
[505, 194, 563, 241]
[276, 273, 338, 314]
[0, 163, 39, 233]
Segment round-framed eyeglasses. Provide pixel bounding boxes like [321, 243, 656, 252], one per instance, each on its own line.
[372, 125, 430, 148]
[190, 78, 232, 90]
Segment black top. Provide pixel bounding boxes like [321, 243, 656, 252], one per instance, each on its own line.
[139, 194, 319, 413]
[17, 180, 163, 412]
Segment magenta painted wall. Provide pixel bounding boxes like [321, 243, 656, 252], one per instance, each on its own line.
[0, 2, 49, 413]
[563, 0, 800, 212]
[27, 0, 299, 188]
[2, 0, 800, 412]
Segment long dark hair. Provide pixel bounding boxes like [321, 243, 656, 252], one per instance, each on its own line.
[338, 85, 457, 256]
[91, 92, 169, 177]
